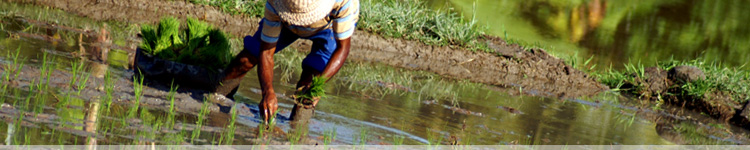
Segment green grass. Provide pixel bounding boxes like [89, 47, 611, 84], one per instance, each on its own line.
[359, 0, 490, 52]
[189, 0, 265, 17]
[595, 58, 750, 103]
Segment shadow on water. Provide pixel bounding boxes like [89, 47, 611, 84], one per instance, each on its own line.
[428, 0, 750, 70]
[0, 0, 748, 145]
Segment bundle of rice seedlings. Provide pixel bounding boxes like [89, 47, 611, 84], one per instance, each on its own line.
[297, 76, 328, 101]
[138, 17, 232, 71]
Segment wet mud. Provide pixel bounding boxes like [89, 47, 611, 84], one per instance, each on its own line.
[8, 0, 608, 99]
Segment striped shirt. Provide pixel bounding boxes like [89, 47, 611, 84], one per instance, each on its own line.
[260, 0, 359, 43]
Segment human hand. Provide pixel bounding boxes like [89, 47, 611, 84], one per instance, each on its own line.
[294, 86, 320, 109]
[258, 94, 278, 124]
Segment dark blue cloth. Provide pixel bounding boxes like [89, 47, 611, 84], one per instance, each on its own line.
[244, 20, 337, 72]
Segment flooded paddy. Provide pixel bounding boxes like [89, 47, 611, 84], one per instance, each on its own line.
[1, 1, 749, 146]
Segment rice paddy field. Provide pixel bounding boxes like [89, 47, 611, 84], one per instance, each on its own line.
[1, 0, 749, 146]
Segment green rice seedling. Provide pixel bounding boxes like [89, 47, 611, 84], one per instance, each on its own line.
[321, 127, 337, 147]
[288, 126, 305, 145]
[297, 76, 328, 100]
[38, 52, 53, 91]
[426, 128, 444, 146]
[196, 29, 232, 70]
[129, 71, 145, 118]
[76, 72, 91, 95]
[69, 59, 85, 89]
[156, 17, 183, 54]
[191, 98, 211, 143]
[267, 109, 278, 130]
[220, 104, 238, 145]
[257, 123, 266, 140]
[10, 48, 26, 81]
[166, 81, 179, 127]
[358, 126, 369, 145]
[139, 25, 158, 55]
[392, 134, 405, 145]
[140, 17, 233, 71]
[103, 70, 114, 115]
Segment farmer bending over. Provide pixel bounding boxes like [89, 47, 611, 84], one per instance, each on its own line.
[221, 0, 359, 123]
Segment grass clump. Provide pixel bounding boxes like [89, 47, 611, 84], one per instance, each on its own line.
[139, 17, 232, 71]
[189, 0, 265, 17]
[595, 58, 750, 104]
[659, 59, 750, 103]
[359, 0, 490, 52]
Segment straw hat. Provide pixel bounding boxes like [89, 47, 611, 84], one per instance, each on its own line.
[272, 0, 335, 26]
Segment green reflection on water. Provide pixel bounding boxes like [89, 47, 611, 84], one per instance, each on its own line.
[428, 0, 750, 70]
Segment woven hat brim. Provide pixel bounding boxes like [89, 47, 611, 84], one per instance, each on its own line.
[274, 0, 335, 26]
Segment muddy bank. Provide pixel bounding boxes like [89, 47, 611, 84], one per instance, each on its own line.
[613, 65, 750, 130]
[7, 0, 608, 99]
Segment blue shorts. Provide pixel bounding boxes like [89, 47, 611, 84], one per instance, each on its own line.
[244, 21, 337, 72]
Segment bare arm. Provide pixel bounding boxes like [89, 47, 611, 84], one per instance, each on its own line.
[258, 41, 278, 123]
[320, 38, 351, 80]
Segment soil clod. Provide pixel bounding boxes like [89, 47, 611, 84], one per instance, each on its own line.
[668, 65, 706, 84]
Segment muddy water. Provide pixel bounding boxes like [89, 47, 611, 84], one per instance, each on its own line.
[427, 0, 750, 70]
[0, 1, 747, 145]
[235, 74, 677, 144]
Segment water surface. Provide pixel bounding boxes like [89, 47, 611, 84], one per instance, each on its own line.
[428, 0, 750, 70]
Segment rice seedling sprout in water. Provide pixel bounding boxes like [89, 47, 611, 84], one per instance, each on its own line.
[69, 59, 85, 89]
[77, 72, 91, 95]
[103, 70, 115, 115]
[323, 127, 337, 146]
[166, 80, 178, 127]
[220, 104, 238, 145]
[191, 97, 211, 143]
[288, 126, 306, 145]
[392, 134, 405, 145]
[129, 70, 145, 118]
[358, 126, 369, 145]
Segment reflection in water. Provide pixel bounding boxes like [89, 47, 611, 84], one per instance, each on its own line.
[428, 0, 750, 69]
[235, 66, 680, 144]
[5, 124, 12, 145]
